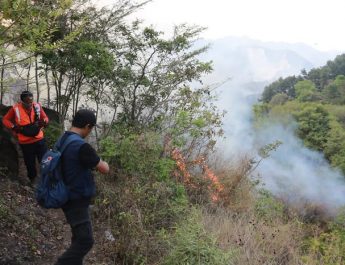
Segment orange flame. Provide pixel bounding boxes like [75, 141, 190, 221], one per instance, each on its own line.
[171, 148, 223, 202]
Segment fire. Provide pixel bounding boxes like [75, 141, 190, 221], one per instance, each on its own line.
[171, 148, 223, 202]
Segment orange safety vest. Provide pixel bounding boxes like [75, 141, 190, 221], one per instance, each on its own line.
[13, 102, 44, 144]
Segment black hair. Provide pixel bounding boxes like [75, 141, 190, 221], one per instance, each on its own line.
[72, 109, 97, 128]
[20, 91, 33, 101]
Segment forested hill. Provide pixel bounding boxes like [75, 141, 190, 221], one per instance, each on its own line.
[256, 54, 345, 173]
[261, 54, 345, 103]
[2, 1, 345, 264]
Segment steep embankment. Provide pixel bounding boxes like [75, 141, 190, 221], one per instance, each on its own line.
[0, 177, 113, 265]
[0, 178, 67, 265]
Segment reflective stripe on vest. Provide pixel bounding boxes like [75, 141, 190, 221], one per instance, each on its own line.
[13, 103, 40, 124]
[14, 106, 21, 123]
[13, 102, 44, 144]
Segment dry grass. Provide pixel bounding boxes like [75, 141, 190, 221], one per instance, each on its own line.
[215, 155, 254, 210]
[201, 155, 308, 265]
[197, 153, 345, 265]
[203, 207, 306, 265]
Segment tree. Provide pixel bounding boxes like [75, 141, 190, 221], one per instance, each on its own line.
[269, 93, 289, 105]
[112, 24, 211, 123]
[0, 0, 78, 105]
[41, 1, 147, 120]
[82, 21, 223, 157]
[294, 80, 318, 102]
[324, 119, 345, 173]
[42, 39, 115, 120]
[261, 76, 301, 103]
[0, 0, 76, 62]
[322, 75, 345, 104]
[294, 105, 330, 151]
[306, 66, 332, 91]
[326, 54, 345, 79]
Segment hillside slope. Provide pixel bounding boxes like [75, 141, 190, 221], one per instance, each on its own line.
[0, 176, 113, 265]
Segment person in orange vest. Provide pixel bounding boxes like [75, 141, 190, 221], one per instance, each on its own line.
[2, 90, 49, 183]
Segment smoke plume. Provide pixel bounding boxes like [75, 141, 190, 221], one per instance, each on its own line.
[216, 79, 345, 213]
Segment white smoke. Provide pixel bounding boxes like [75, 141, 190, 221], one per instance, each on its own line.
[216, 79, 345, 213]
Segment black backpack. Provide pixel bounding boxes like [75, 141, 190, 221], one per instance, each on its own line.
[35, 134, 83, 209]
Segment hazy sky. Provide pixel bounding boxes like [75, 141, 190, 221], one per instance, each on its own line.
[96, 0, 345, 52]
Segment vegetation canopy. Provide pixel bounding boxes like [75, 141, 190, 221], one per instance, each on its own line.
[1, 1, 345, 264]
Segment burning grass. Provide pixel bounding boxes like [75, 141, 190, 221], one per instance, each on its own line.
[194, 154, 345, 265]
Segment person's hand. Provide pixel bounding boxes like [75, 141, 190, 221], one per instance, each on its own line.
[37, 120, 47, 128]
[12, 124, 22, 133]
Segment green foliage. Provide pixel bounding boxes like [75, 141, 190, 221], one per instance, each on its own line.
[294, 104, 330, 151]
[258, 141, 282, 159]
[305, 65, 332, 90]
[44, 121, 63, 149]
[322, 75, 345, 104]
[96, 130, 191, 264]
[108, 23, 220, 136]
[324, 104, 345, 125]
[255, 100, 345, 174]
[161, 208, 234, 265]
[295, 80, 318, 102]
[261, 76, 301, 103]
[257, 101, 332, 153]
[303, 220, 345, 265]
[254, 190, 285, 222]
[252, 103, 271, 127]
[43, 40, 114, 79]
[100, 131, 169, 179]
[323, 119, 345, 172]
[261, 54, 345, 103]
[326, 54, 345, 79]
[0, 0, 75, 54]
[269, 93, 289, 105]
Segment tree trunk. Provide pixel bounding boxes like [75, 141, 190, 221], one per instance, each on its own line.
[45, 67, 51, 108]
[0, 56, 5, 105]
[35, 56, 40, 102]
[26, 58, 31, 91]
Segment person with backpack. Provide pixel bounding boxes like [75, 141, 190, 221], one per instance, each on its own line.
[2, 90, 49, 184]
[54, 109, 109, 265]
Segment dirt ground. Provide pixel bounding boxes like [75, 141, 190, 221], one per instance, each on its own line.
[0, 176, 115, 265]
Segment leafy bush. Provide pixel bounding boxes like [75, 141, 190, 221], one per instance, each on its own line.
[96, 130, 190, 264]
[254, 189, 285, 222]
[269, 93, 289, 105]
[161, 208, 234, 265]
[303, 219, 345, 265]
[294, 104, 330, 151]
[44, 121, 63, 149]
[100, 131, 175, 179]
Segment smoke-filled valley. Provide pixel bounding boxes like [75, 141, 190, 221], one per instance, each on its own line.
[2, 1, 345, 264]
[202, 37, 345, 215]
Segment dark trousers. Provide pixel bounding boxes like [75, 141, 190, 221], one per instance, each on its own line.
[55, 207, 94, 265]
[20, 138, 47, 180]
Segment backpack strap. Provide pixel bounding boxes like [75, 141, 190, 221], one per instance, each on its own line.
[56, 134, 84, 154]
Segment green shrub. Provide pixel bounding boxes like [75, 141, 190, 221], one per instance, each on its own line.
[254, 189, 285, 222]
[303, 225, 345, 265]
[161, 208, 234, 265]
[44, 121, 63, 149]
[294, 104, 330, 151]
[100, 131, 164, 177]
[96, 130, 190, 264]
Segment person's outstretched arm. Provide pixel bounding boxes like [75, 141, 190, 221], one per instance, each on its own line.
[96, 160, 109, 174]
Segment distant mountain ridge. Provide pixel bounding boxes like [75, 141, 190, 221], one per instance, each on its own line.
[199, 36, 341, 85]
